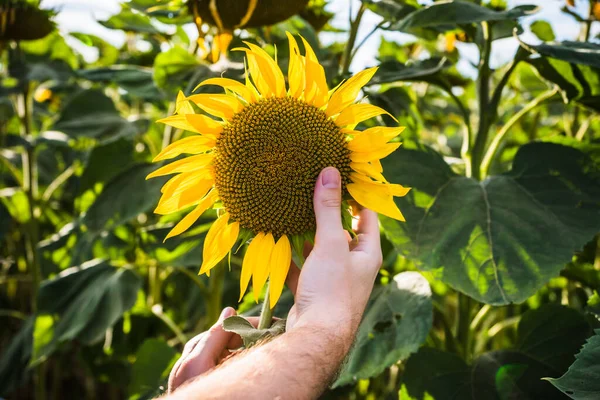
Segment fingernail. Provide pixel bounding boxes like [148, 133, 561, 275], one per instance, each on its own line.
[322, 167, 340, 188]
[219, 307, 234, 320]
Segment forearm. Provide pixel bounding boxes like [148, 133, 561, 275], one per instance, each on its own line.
[165, 325, 352, 400]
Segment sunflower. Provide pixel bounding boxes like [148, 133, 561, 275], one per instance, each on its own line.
[148, 33, 410, 308]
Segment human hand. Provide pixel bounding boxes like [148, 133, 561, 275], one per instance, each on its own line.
[168, 307, 259, 393]
[286, 167, 383, 346]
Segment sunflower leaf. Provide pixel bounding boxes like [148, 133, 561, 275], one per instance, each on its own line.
[222, 316, 286, 348]
[381, 142, 600, 305]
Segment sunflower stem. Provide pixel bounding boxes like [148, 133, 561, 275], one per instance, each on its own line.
[258, 281, 273, 330]
[340, 3, 367, 77]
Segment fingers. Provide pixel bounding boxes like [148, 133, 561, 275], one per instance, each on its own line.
[168, 307, 235, 393]
[351, 208, 383, 267]
[313, 167, 346, 248]
[352, 208, 380, 251]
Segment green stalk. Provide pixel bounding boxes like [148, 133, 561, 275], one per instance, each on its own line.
[456, 293, 473, 362]
[480, 88, 558, 176]
[205, 263, 225, 329]
[16, 76, 45, 400]
[440, 83, 473, 177]
[470, 22, 493, 181]
[258, 281, 273, 330]
[340, 3, 367, 76]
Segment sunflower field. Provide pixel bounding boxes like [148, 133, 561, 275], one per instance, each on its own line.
[1, 0, 600, 399]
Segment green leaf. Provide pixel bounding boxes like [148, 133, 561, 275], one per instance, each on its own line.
[527, 57, 600, 112]
[128, 339, 179, 399]
[82, 164, 167, 234]
[530, 20, 555, 42]
[20, 31, 78, 70]
[546, 329, 600, 400]
[222, 316, 286, 348]
[525, 41, 600, 69]
[587, 293, 600, 320]
[153, 47, 205, 95]
[382, 142, 600, 305]
[368, 58, 448, 85]
[52, 89, 139, 140]
[400, 347, 472, 399]
[70, 33, 120, 67]
[78, 138, 137, 194]
[99, 8, 160, 34]
[78, 66, 160, 99]
[0, 318, 34, 396]
[31, 260, 142, 364]
[392, 1, 538, 32]
[334, 271, 432, 387]
[402, 305, 590, 399]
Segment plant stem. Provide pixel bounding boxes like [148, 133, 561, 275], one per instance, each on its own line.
[161, 103, 176, 150]
[440, 83, 473, 177]
[258, 281, 273, 330]
[580, 0, 594, 42]
[340, 3, 367, 76]
[205, 263, 225, 329]
[575, 115, 595, 141]
[152, 304, 188, 345]
[480, 88, 558, 176]
[350, 21, 386, 61]
[488, 47, 528, 122]
[470, 22, 492, 181]
[0, 309, 28, 320]
[456, 293, 473, 362]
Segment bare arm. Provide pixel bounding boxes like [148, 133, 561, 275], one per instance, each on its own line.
[162, 167, 382, 399]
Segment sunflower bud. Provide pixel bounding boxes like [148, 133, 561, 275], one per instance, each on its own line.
[0, 0, 54, 41]
[188, 0, 309, 30]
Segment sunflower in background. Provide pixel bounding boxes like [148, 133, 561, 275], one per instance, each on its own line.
[147, 33, 410, 308]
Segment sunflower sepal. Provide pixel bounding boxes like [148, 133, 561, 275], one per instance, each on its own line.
[290, 234, 306, 269]
[222, 315, 286, 348]
[234, 228, 255, 254]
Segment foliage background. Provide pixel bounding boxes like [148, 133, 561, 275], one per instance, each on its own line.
[1, 0, 600, 399]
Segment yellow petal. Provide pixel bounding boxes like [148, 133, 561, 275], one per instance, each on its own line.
[335, 103, 396, 127]
[347, 126, 405, 152]
[194, 78, 254, 103]
[301, 37, 328, 107]
[239, 232, 265, 301]
[239, 49, 272, 98]
[199, 213, 240, 275]
[176, 91, 194, 115]
[327, 67, 378, 117]
[164, 190, 219, 241]
[243, 42, 286, 97]
[243, 58, 261, 103]
[155, 175, 214, 215]
[350, 142, 401, 163]
[186, 94, 243, 120]
[268, 235, 291, 308]
[152, 137, 216, 163]
[350, 162, 387, 182]
[252, 232, 275, 302]
[157, 115, 199, 132]
[147, 154, 214, 180]
[184, 114, 224, 138]
[348, 181, 406, 221]
[286, 32, 305, 99]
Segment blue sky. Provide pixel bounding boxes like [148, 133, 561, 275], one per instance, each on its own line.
[44, 0, 598, 76]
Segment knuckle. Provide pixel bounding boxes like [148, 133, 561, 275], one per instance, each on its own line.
[321, 196, 341, 208]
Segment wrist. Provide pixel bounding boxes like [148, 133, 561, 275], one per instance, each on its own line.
[288, 306, 357, 354]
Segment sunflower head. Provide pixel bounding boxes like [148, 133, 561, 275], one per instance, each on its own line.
[0, 0, 55, 41]
[148, 33, 410, 307]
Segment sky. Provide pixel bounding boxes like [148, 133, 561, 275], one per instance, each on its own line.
[42, 0, 599, 76]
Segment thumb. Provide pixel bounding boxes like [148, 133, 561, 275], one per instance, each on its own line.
[313, 167, 345, 247]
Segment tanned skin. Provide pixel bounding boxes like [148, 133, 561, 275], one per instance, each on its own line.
[161, 167, 383, 400]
